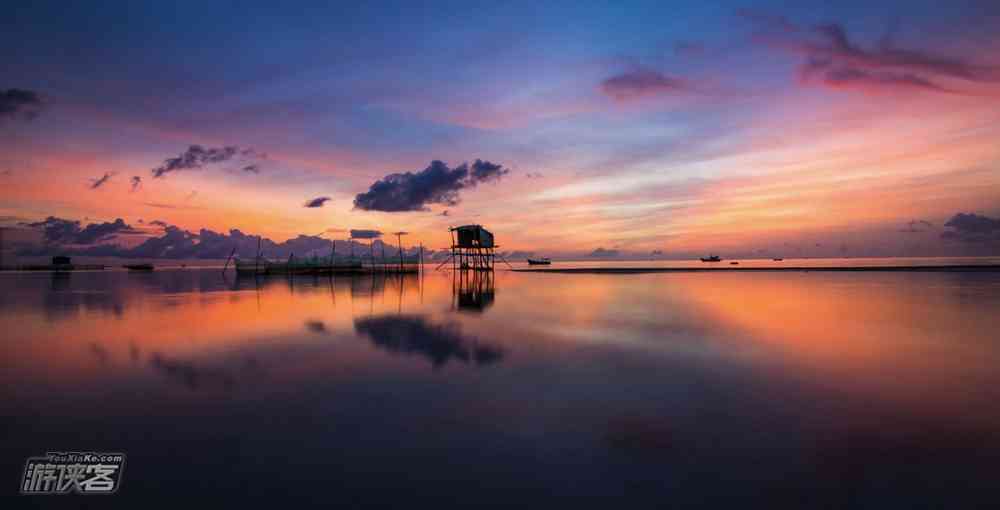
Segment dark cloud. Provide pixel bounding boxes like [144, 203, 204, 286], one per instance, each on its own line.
[439, 210, 450, 217]
[304, 196, 331, 208]
[353, 159, 509, 212]
[0, 88, 43, 120]
[152, 145, 262, 178]
[899, 219, 933, 233]
[941, 213, 1000, 243]
[354, 315, 504, 368]
[588, 247, 621, 258]
[600, 69, 687, 101]
[16, 216, 422, 260]
[89, 172, 115, 189]
[749, 16, 999, 94]
[75, 219, 138, 244]
[525, 172, 544, 179]
[130, 175, 142, 192]
[24, 217, 79, 244]
[25, 216, 139, 245]
[808, 63, 954, 93]
[350, 229, 382, 239]
[241, 164, 260, 174]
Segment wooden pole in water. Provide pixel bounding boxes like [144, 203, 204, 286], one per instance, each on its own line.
[223, 246, 236, 274]
[396, 232, 404, 273]
[419, 243, 423, 275]
[452, 228, 457, 271]
[256, 236, 262, 274]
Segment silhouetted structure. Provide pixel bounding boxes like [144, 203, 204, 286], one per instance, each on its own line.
[449, 224, 495, 271]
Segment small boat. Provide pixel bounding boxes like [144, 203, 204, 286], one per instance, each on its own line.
[700, 255, 722, 262]
[123, 263, 154, 271]
[772, 258, 783, 262]
[730, 261, 739, 265]
[527, 258, 551, 265]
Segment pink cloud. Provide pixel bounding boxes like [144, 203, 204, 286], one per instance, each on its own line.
[749, 16, 1000, 95]
[599, 69, 689, 102]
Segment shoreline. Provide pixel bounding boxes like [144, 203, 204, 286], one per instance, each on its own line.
[512, 264, 1000, 274]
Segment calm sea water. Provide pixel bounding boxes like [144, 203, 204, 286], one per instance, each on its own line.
[3, 266, 1000, 508]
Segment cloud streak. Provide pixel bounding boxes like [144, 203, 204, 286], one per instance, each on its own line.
[89, 172, 115, 189]
[600, 69, 688, 101]
[749, 15, 999, 94]
[304, 196, 331, 208]
[151, 145, 261, 178]
[354, 159, 509, 212]
[0, 88, 43, 120]
[350, 229, 382, 239]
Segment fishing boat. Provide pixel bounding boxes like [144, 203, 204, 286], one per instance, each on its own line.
[772, 258, 784, 262]
[730, 261, 739, 265]
[527, 258, 551, 265]
[700, 255, 722, 262]
[123, 263, 154, 271]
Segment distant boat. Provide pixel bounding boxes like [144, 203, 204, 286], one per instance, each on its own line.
[123, 263, 154, 271]
[772, 258, 783, 262]
[730, 261, 739, 265]
[700, 255, 722, 262]
[527, 258, 551, 265]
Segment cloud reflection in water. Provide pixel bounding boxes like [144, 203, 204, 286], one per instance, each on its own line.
[354, 314, 504, 369]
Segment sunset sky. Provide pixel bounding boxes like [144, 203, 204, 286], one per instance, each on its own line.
[2, 0, 999, 259]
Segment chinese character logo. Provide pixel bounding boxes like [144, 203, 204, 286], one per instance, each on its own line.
[22, 452, 125, 495]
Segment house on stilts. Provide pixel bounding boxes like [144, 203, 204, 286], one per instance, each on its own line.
[449, 224, 496, 271]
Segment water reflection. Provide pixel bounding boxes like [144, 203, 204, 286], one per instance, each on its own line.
[453, 269, 495, 313]
[148, 352, 236, 391]
[354, 314, 504, 368]
[2, 268, 1000, 507]
[304, 320, 329, 334]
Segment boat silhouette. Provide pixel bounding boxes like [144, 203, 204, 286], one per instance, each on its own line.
[700, 255, 722, 262]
